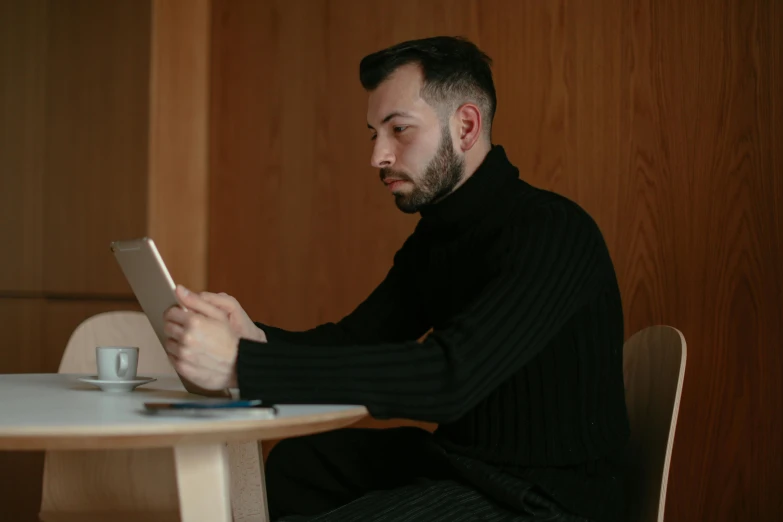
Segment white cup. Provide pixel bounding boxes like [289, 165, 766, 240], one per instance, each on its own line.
[96, 346, 139, 381]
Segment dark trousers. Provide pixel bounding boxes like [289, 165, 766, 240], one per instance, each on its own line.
[265, 427, 593, 522]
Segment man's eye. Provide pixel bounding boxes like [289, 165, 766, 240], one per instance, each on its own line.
[370, 134, 377, 141]
[393, 126, 408, 133]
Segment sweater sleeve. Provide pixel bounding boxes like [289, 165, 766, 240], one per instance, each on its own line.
[250, 237, 431, 346]
[236, 204, 607, 423]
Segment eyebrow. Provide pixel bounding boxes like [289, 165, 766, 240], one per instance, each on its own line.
[367, 111, 413, 130]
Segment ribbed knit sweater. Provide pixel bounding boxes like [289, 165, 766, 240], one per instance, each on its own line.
[237, 145, 630, 521]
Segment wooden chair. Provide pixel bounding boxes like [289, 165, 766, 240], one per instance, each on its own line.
[623, 325, 687, 522]
[40, 311, 268, 522]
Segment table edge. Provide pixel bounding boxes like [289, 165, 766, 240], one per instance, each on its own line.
[0, 407, 369, 450]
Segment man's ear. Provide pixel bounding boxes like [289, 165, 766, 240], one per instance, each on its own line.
[454, 103, 482, 152]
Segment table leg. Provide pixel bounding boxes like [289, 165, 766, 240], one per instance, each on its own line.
[256, 441, 270, 522]
[174, 443, 232, 522]
[226, 440, 270, 522]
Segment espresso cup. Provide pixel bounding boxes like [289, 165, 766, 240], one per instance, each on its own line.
[96, 346, 139, 381]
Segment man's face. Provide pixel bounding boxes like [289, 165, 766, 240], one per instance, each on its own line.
[366, 64, 465, 213]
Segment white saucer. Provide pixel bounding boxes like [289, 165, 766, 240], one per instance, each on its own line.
[78, 376, 157, 393]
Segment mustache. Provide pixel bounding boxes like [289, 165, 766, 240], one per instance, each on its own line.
[380, 168, 413, 183]
[380, 168, 410, 181]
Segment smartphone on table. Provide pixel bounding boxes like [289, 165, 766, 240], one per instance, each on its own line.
[143, 399, 278, 417]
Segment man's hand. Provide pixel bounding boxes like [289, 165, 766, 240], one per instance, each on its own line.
[162, 285, 240, 390]
[199, 291, 268, 344]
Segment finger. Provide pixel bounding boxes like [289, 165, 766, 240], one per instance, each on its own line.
[200, 291, 237, 313]
[180, 349, 228, 373]
[177, 285, 227, 321]
[165, 337, 182, 357]
[164, 321, 186, 343]
[173, 356, 223, 390]
[174, 329, 232, 368]
[164, 305, 190, 326]
[173, 357, 200, 383]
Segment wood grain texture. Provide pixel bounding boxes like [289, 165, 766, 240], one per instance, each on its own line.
[208, 0, 420, 331]
[208, 1, 783, 520]
[620, 2, 783, 521]
[147, 0, 211, 292]
[42, 0, 150, 295]
[0, 0, 46, 293]
[40, 447, 179, 518]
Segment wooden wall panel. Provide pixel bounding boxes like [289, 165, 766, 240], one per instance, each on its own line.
[42, 0, 151, 296]
[1, 0, 214, 519]
[0, 298, 44, 374]
[147, 0, 211, 292]
[643, 2, 783, 520]
[209, 0, 420, 331]
[209, 1, 783, 520]
[0, 0, 46, 293]
[208, 0, 279, 320]
[0, 297, 142, 375]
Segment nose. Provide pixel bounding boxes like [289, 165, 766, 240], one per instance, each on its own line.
[370, 137, 394, 169]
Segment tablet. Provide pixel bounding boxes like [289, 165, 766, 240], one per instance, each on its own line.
[110, 237, 229, 397]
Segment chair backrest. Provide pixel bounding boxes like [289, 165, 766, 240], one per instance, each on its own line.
[59, 310, 176, 375]
[41, 310, 268, 521]
[42, 311, 180, 518]
[623, 325, 687, 522]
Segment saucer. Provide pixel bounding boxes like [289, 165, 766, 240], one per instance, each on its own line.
[78, 376, 157, 393]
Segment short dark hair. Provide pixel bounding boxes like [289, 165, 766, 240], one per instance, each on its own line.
[359, 36, 496, 138]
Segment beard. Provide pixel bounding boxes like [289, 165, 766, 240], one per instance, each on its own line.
[380, 126, 465, 214]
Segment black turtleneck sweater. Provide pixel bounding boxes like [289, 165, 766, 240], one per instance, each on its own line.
[237, 145, 630, 522]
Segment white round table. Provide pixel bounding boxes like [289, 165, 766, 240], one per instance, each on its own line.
[0, 374, 368, 522]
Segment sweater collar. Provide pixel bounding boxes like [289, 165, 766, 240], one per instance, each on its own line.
[418, 145, 519, 231]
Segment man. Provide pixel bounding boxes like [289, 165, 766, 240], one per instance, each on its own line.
[163, 36, 630, 521]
